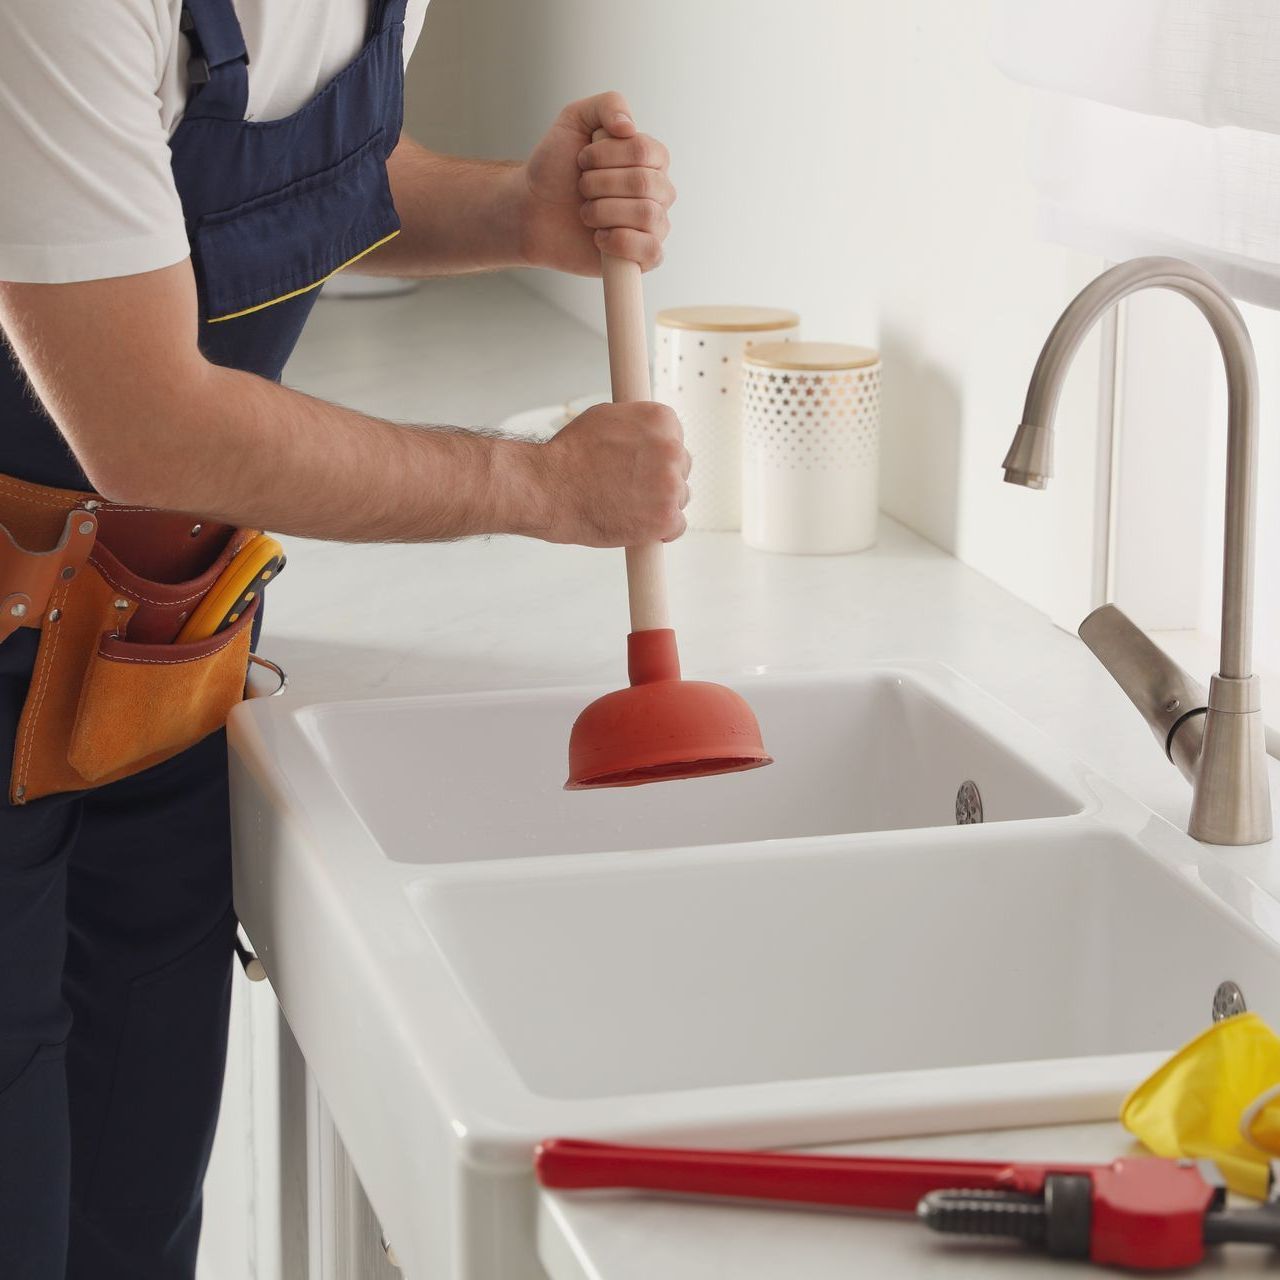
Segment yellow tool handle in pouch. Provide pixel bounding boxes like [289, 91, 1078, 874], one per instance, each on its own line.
[175, 533, 286, 644]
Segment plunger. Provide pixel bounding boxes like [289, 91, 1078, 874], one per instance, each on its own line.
[564, 249, 772, 790]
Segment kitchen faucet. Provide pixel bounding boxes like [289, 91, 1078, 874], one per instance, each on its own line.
[1003, 256, 1272, 845]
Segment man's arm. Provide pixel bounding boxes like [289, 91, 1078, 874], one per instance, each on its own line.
[359, 92, 676, 278]
[357, 142, 526, 277]
[0, 260, 689, 546]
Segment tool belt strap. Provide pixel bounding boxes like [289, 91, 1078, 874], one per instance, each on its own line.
[0, 486, 100, 644]
[0, 474, 241, 644]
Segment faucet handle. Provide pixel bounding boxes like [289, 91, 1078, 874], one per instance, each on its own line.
[1078, 604, 1207, 782]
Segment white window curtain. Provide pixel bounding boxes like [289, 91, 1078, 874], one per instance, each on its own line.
[991, 0, 1280, 307]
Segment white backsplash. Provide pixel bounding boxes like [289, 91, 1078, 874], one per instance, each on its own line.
[405, 0, 1110, 630]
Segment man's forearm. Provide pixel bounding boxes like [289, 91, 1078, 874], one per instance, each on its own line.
[0, 262, 689, 550]
[97, 362, 547, 542]
[356, 137, 528, 278]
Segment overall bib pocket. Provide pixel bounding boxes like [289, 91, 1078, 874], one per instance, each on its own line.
[193, 130, 400, 323]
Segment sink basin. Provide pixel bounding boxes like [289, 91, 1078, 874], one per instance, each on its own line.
[412, 823, 1278, 1102]
[296, 670, 1082, 864]
[228, 661, 1280, 1280]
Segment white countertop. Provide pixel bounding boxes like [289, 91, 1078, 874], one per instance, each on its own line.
[273, 275, 1280, 1280]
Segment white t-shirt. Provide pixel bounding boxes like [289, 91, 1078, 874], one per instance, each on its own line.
[0, 0, 429, 285]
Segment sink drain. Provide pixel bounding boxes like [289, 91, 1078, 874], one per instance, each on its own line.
[1212, 980, 1247, 1022]
[955, 781, 984, 825]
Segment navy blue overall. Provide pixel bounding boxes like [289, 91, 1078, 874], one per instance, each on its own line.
[0, 1, 405, 1274]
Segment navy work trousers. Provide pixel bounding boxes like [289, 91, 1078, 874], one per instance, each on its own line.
[0, 626, 236, 1279]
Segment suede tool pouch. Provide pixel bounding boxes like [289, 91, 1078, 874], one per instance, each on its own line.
[10, 538, 259, 805]
[67, 600, 257, 784]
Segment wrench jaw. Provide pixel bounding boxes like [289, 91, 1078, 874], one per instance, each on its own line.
[922, 1159, 1280, 1270]
[1202, 1160, 1280, 1250]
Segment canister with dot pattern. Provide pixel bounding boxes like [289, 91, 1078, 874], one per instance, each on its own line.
[653, 306, 800, 530]
[742, 341, 882, 554]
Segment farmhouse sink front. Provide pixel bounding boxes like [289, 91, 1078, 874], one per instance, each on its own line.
[228, 662, 1280, 1280]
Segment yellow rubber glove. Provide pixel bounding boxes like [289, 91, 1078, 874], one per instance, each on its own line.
[1121, 1012, 1280, 1200]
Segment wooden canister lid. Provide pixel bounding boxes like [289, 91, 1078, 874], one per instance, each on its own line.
[655, 305, 800, 333]
[744, 341, 879, 371]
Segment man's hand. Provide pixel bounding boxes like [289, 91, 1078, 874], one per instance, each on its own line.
[353, 95, 671, 280]
[515, 91, 676, 275]
[523, 402, 690, 545]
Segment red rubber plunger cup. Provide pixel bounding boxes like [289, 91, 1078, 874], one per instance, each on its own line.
[567, 628, 771, 789]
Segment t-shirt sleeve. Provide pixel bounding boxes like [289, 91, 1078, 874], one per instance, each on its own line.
[0, 0, 190, 283]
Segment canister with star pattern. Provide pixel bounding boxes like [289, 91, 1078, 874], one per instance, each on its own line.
[653, 306, 800, 530]
[742, 341, 882, 554]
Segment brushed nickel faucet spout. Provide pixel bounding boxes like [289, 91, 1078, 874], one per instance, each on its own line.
[1004, 256, 1271, 845]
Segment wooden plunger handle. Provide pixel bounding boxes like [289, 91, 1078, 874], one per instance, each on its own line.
[589, 120, 670, 632]
[599, 233, 670, 631]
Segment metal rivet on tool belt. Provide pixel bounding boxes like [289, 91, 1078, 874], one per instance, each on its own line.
[113, 598, 130, 611]
[190, 523, 203, 537]
[8, 602, 26, 618]
[48, 608, 60, 622]
[60, 566, 76, 580]
[83, 500, 101, 510]
[77, 520, 95, 536]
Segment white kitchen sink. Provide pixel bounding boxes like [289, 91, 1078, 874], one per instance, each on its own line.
[228, 662, 1280, 1280]
[295, 670, 1081, 864]
[410, 824, 1277, 1102]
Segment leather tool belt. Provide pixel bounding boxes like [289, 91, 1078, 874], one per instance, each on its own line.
[0, 473, 261, 805]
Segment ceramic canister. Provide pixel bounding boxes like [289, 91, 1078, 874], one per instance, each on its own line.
[742, 341, 882, 554]
[653, 306, 800, 530]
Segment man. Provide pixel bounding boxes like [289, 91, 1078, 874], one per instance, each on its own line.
[0, 0, 682, 1275]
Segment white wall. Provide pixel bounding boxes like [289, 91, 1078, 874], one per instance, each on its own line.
[403, 0, 1110, 629]
[401, 0, 473, 154]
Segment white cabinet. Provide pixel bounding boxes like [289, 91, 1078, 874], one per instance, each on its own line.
[197, 968, 289, 1280]
[198, 966, 401, 1280]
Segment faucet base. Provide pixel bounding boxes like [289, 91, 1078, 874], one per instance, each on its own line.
[1188, 677, 1272, 846]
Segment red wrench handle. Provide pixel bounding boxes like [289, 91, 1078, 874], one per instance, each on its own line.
[535, 1139, 1074, 1213]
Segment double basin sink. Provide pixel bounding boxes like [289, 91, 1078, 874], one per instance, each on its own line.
[228, 663, 1280, 1279]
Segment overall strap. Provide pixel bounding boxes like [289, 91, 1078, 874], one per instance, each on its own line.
[369, 0, 410, 36]
[180, 0, 250, 122]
